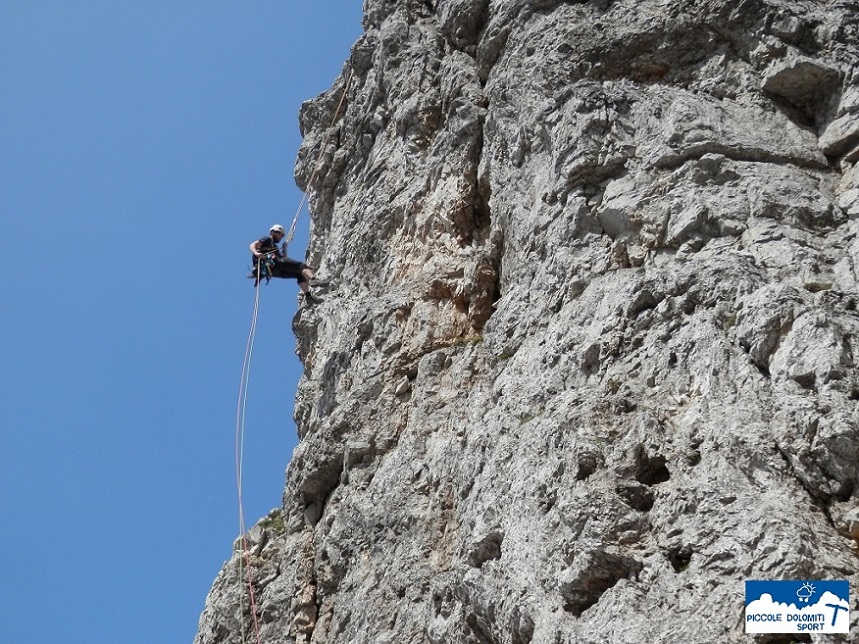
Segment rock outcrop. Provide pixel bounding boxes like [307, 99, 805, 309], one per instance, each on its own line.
[197, 1, 859, 642]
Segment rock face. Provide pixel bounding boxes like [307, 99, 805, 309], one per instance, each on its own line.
[196, 1, 859, 642]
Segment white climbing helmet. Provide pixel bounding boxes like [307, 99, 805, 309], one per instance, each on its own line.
[270, 224, 286, 235]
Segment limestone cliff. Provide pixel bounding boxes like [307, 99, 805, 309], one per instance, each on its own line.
[196, 1, 859, 642]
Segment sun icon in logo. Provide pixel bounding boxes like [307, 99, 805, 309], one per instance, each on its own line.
[796, 583, 816, 603]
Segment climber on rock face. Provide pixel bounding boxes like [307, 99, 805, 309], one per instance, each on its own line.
[249, 224, 319, 302]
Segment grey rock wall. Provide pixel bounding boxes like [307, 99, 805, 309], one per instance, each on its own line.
[197, 1, 859, 642]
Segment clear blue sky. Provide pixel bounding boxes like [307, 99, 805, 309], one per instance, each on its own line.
[0, 3, 363, 642]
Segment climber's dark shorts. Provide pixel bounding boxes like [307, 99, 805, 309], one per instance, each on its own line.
[269, 258, 310, 284]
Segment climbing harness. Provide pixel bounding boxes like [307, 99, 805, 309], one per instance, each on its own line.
[249, 251, 278, 285]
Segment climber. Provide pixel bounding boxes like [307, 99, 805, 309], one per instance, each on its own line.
[249, 224, 319, 302]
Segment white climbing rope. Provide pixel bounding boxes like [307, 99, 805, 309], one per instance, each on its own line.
[283, 66, 354, 253]
[230, 65, 355, 643]
[235, 262, 264, 644]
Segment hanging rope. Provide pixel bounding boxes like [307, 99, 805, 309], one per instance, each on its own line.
[284, 66, 354, 252]
[231, 65, 355, 643]
[235, 261, 265, 644]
